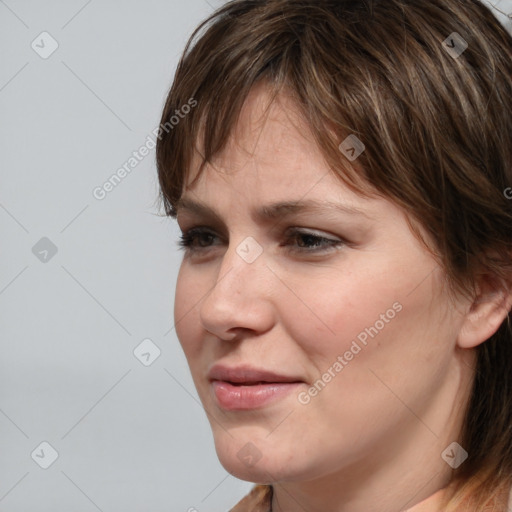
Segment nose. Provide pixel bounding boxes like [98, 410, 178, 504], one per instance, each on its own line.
[198, 238, 275, 341]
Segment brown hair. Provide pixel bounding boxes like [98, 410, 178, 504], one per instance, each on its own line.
[155, 0, 512, 509]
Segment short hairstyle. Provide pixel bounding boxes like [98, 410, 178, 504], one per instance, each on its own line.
[156, 1, 512, 509]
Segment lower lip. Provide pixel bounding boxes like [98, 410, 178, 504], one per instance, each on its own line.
[211, 380, 303, 410]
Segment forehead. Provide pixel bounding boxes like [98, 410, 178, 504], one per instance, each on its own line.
[185, 82, 323, 186]
[179, 82, 399, 228]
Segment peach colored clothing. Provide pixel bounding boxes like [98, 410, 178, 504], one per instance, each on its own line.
[230, 485, 272, 512]
[230, 483, 512, 512]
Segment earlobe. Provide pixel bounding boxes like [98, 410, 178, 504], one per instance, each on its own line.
[456, 277, 512, 349]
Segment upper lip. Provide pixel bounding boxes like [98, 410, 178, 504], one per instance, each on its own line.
[208, 364, 304, 384]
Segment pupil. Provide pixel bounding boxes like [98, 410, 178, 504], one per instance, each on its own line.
[300, 234, 318, 247]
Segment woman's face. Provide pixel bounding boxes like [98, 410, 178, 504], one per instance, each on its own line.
[173, 83, 474, 486]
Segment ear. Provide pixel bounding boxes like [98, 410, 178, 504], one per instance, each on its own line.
[456, 273, 512, 349]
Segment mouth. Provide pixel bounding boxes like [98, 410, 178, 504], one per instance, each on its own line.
[208, 364, 305, 411]
[207, 363, 305, 410]
[210, 380, 304, 410]
[207, 363, 304, 384]
[221, 380, 302, 386]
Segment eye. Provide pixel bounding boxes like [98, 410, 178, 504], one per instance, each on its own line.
[282, 229, 345, 252]
[178, 228, 219, 250]
[177, 227, 346, 254]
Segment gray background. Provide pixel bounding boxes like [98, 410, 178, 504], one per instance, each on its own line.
[0, 1, 253, 510]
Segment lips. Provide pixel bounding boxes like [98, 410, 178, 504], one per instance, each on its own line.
[208, 363, 305, 410]
[207, 364, 304, 385]
[225, 381, 276, 386]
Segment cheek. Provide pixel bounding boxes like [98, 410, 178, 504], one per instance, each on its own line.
[277, 267, 404, 362]
[273, 273, 439, 445]
[278, 262, 446, 377]
[174, 266, 205, 358]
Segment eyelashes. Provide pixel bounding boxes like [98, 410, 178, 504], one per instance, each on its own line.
[177, 227, 346, 255]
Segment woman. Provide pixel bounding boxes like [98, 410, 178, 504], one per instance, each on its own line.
[156, 0, 512, 510]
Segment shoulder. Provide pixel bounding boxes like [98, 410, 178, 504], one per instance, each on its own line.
[229, 484, 273, 512]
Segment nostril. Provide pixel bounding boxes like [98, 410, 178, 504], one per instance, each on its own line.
[221, 328, 247, 342]
[204, 329, 239, 342]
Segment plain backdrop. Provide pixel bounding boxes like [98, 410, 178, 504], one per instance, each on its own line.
[0, 0, 253, 510]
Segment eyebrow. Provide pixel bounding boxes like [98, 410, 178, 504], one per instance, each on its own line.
[175, 197, 373, 223]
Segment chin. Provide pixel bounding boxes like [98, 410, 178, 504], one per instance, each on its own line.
[220, 459, 276, 484]
[212, 429, 310, 483]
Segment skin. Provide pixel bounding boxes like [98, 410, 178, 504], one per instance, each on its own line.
[173, 81, 512, 512]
